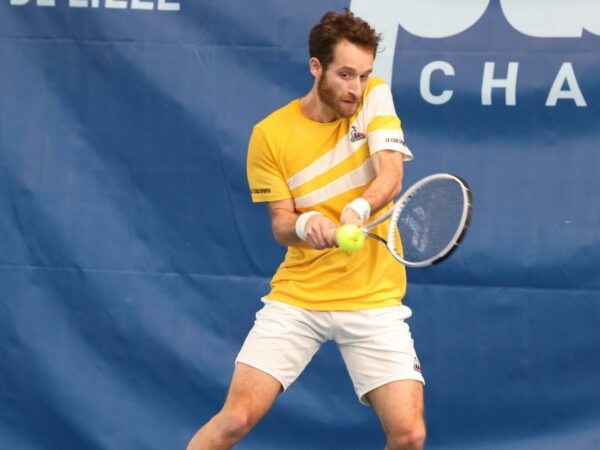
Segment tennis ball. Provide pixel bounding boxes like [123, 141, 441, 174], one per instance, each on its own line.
[336, 225, 365, 253]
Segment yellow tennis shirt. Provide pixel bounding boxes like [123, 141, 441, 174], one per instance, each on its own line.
[247, 77, 413, 311]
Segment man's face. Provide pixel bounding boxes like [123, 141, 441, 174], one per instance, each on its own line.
[316, 39, 374, 119]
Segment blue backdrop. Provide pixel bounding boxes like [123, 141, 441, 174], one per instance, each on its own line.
[1, 1, 599, 449]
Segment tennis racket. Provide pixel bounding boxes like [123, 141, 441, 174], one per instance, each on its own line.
[361, 173, 472, 267]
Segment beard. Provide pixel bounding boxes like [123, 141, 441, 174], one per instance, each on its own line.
[317, 74, 360, 119]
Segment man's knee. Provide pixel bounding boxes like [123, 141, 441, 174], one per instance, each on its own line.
[215, 408, 257, 444]
[386, 421, 426, 450]
[185, 408, 257, 450]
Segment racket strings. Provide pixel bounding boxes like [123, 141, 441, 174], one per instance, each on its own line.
[395, 178, 468, 263]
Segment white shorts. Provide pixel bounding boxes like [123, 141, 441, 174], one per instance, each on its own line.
[236, 300, 424, 406]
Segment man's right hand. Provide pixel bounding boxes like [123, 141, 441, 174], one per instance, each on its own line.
[304, 214, 337, 250]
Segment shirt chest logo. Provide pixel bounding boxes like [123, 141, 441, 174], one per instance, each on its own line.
[350, 125, 366, 143]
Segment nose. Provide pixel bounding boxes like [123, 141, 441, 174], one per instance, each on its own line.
[347, 78, 361, 97]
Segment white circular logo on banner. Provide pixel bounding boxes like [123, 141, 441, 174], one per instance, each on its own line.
[350, 0, 600, 83]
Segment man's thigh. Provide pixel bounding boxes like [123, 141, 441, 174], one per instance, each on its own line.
[336, 305, 424, 405]
[236, 300, 329, 391]
[222, 362, 283, 420]
[367, 380, 425, 434]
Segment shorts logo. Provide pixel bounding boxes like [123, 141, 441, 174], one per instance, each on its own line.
[413, 357, 422, 374]
[350, 126, 366, 143]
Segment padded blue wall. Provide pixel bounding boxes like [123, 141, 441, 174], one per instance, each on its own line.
[1, 1, 599, 449]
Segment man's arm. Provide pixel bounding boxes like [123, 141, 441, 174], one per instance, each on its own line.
[266, 150, 403, 249]
[340, 149, 404, 226]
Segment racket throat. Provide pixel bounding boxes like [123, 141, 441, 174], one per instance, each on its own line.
[365, 232, 386, 245]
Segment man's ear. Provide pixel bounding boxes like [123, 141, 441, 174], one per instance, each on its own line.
[309, 57, 322, 78]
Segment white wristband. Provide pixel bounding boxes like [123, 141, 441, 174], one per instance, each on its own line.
[295, 211, 323, 241]
[342, 198, 371, 222]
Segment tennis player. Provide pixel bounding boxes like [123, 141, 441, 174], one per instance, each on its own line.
[187, 9, 425, 450]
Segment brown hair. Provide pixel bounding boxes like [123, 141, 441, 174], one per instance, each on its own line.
[309, 8, 381, 70]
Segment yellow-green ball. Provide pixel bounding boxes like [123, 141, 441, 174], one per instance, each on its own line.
[336, 225, 365, 253]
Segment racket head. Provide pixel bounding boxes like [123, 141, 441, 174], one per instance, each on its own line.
[387, 173, 472, 267]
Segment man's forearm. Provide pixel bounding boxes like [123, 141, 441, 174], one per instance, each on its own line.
[350, 151, 404, 222]
[270, 208, 303, 247]
[361, 164, 403, 213]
